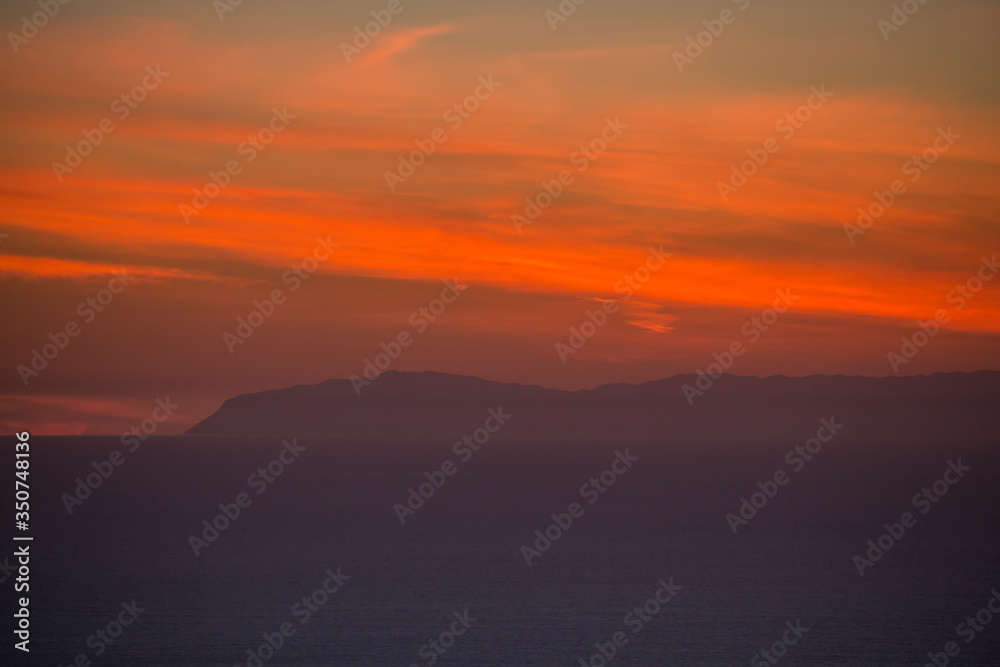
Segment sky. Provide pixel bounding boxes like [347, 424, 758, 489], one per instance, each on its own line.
[1, 0, 998, 434]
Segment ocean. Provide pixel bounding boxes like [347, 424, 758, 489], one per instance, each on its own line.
[3, 434, 999, 665]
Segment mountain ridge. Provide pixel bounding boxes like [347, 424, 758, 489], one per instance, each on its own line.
[186, 370, 1000, 442]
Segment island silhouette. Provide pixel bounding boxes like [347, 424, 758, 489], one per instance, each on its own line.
[186, 370, 1000, 443]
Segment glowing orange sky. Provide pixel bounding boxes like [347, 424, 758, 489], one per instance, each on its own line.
[1, 1, 998, 433]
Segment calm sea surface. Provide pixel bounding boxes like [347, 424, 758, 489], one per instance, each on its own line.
[2, 435, 998, 665]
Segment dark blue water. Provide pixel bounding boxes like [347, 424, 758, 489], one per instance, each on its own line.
[3, 434, 999, 665]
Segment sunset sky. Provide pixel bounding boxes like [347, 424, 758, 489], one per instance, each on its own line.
[2, 0, 998, 433]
